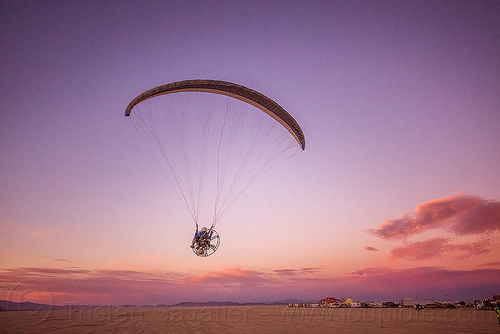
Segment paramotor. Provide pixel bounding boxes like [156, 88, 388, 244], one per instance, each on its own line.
[125, 79, 305, 257]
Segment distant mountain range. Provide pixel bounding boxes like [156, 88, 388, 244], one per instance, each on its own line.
[0, 300, 66, 311]
[0, 299, 305, 311]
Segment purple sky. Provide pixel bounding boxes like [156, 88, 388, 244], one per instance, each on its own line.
[1, 1, 500, 305]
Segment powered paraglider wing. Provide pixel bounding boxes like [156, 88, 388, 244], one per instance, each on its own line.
[125, 79, 305, 150]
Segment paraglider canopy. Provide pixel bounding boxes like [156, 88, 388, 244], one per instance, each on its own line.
[125, 79, 305, 150]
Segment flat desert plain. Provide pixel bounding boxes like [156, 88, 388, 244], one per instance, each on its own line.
[1, 306, 499, 333]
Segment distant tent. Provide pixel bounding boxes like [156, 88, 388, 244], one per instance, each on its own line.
[344, 299, 354, 304]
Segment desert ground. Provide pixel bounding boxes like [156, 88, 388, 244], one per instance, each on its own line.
[1, 305, 499, 333]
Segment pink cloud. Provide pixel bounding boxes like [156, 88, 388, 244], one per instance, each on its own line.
[390, 238, 449, 260]
[181, 267, 275, 287]
[480, 261, 500, 267]
[273, 268, 322, 276]
[0, 267, 188, 306]
[370, 194, 500, 239]
[389, 238, 491, 260]
[364, 246, 378, 251]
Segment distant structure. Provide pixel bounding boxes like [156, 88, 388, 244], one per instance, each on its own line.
[319, 297, 343, 308]
[400, 298, 434, 307]
[286, 296, 498, 309]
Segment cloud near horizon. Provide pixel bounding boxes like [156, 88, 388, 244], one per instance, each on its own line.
[180, 267, 275, 287]
[370, 194, 500, 240]
[364, 246, 378, 251]
[2, 265, 500, 305]
[273, 268, 322, 276]
[0, 266, 321, 305]
[480, 261, 500, 267]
